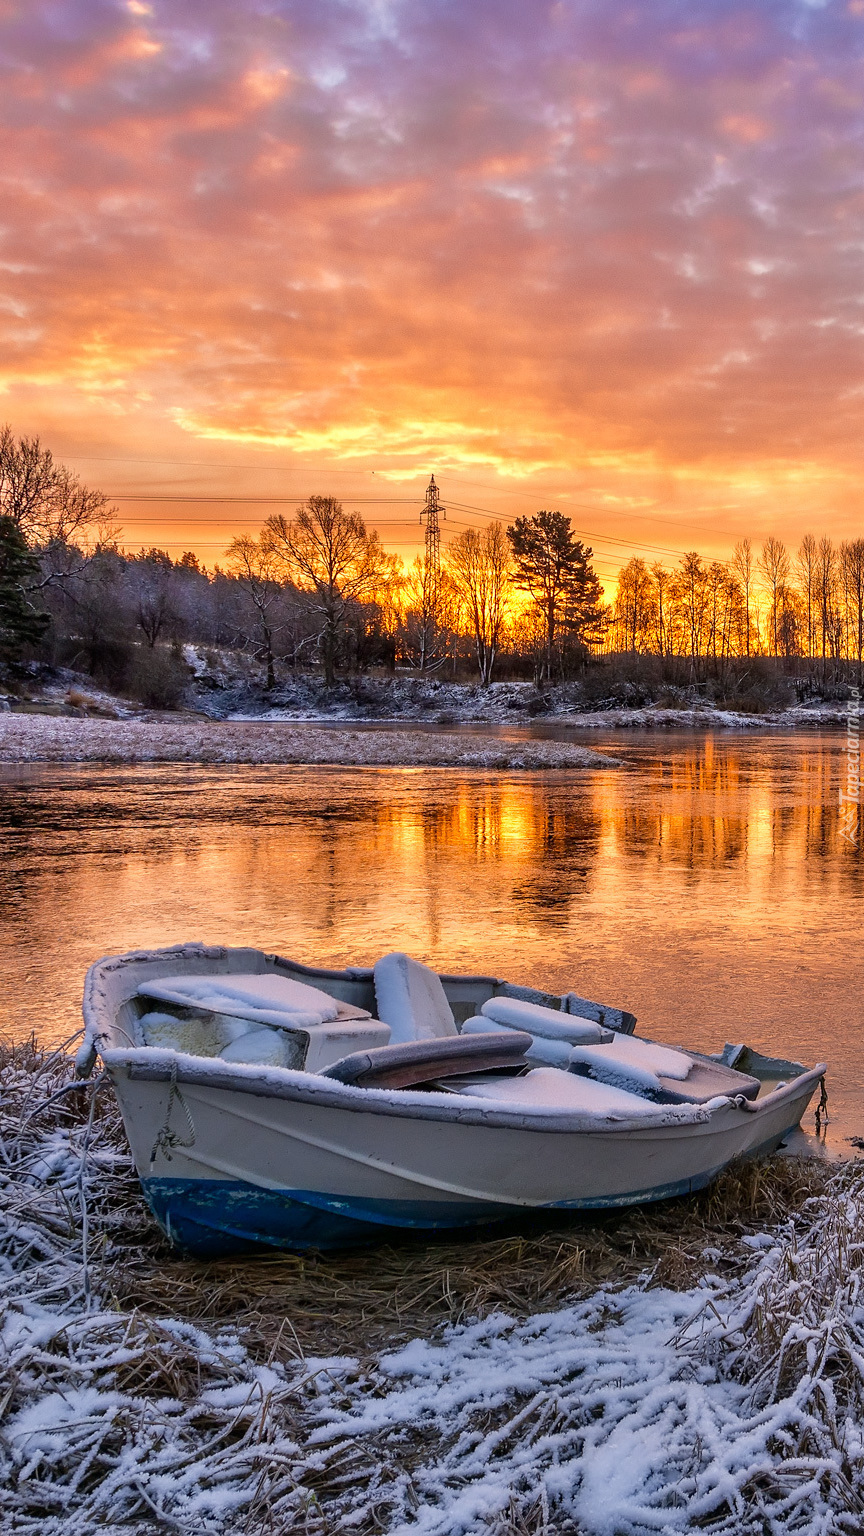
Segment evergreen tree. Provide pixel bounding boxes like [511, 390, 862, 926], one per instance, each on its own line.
[0, 515, 49, 663]
[506, 510, 603, 680]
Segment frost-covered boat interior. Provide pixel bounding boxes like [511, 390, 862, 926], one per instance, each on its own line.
[112, 948, 762, 1111]
[134, 971, 389, 1073]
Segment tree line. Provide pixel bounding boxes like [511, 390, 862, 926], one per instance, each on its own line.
[611, 535, 864, 683]
[3, 427, 863, 703]
[0, 429, 606, 698]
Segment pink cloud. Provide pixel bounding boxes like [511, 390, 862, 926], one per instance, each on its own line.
[1, 0, 864, 555]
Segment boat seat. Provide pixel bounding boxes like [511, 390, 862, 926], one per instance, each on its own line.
[449, 1067, 671, 1118]
[136, 973, 389, 1073]
[478, 995, 611, 1044]
[216, 1018, 391, 1073]
[373, 952, 458, 1045]
[466, 1009, 762, 1104]
[636, 1056, 760, 1104]
[321, 1030, 532, 1090]
[568, 1037, 760, 1103]
[461, 997, 613, 1067]
[138, 972, 371, 1030]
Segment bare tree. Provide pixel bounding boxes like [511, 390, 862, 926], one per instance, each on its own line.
[733, 539, 755, 657]
[705, 562, 729, 664]
[613, 558, 656, 655]
[0, 425, 116, 549]
[446, 523, 511, 685]
[795, 535, 818, 661]
[509, 602, 548, 686]
[759, 537, 791, 658]
[674, 552, 710, 673]
[398, 558, 461, 674]
[263, 498, 394, 687]
[402, 552, 444, 673]
[841, 539, 864, 686]
[650, 563, 672, 658]
[225, 534, 283, 689]
[816, 537, 839, 670]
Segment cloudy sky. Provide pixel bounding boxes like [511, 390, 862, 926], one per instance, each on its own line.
[2, 0, 864, 576]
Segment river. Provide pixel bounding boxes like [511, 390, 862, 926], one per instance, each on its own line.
[1, 728, 860, 1152]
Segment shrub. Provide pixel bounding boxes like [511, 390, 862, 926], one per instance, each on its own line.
[123, 645, 191, 709]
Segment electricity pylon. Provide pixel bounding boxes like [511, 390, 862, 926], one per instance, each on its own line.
[418, 474, 446, 671]
[420, 474, 445, 604]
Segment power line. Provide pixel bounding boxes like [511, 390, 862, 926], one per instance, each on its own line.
[443, 499, 717, 564]
[116, 515, 433, 522]
[86, 454, 743, 537]
[75, 454, 748, 539]
[109, 491, 700, 559]
[444, 473, 745, 540]
[101, 473, 733, 577]
[65, 450, 759, 546]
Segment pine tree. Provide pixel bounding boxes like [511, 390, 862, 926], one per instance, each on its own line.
[0, 515, 49, 663]
[506, 510, 604, 680]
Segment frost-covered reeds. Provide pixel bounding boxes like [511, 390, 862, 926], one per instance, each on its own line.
[685, 1162, 864, 1530]
[1, 1036, 862, 1534]
[0, 1038, 305, 1532]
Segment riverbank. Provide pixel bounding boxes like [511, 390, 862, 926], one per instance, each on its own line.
[1, 1038, 858, 1535]
[0, 714, 621, 769]
[3, 663, 856, 731]
[188, 661, 860, 729]
[222, 699, 854, 730]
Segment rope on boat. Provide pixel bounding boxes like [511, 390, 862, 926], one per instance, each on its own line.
[815, 1074, 829, 1136]
[149, 1059, 197, 1168]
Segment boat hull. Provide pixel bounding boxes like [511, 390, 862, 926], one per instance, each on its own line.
[140, 1142, 786, 1257]
[111, 1058, 821, 1255]
[82, 944, 825, 1257]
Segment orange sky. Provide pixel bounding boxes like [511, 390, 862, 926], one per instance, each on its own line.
[3, 0, 864, 589]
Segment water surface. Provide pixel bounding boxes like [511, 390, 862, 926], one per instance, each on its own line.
[1, 730, 860, 1151]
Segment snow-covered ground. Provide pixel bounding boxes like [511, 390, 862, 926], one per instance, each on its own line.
[0, 715, 621, 770]
[181, 655, 853, 729]
[3, 1042, 863, 1535]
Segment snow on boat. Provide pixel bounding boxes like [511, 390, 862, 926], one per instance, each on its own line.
[78, 944, 826, 1256]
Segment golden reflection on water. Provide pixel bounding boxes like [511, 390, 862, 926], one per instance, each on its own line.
[0, 732, 862, 1146]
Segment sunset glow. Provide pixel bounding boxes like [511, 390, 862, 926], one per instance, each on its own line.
[3, 0, 864, 577]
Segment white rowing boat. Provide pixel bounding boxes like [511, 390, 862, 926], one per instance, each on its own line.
[78, 943, 826, 1255]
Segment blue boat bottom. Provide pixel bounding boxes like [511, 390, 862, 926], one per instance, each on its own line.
[143, 1179, 513, 1255]
[141, 1126, 796, 1256]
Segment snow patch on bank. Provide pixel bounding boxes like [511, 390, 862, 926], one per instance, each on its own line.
[304, 1286, 748, 1534]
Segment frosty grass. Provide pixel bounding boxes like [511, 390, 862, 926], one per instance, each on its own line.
[0, 714, 619, 772]
[2, 1039, 863, 1535]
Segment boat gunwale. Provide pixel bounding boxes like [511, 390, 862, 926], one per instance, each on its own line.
[106, 1047, 827, 1138]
